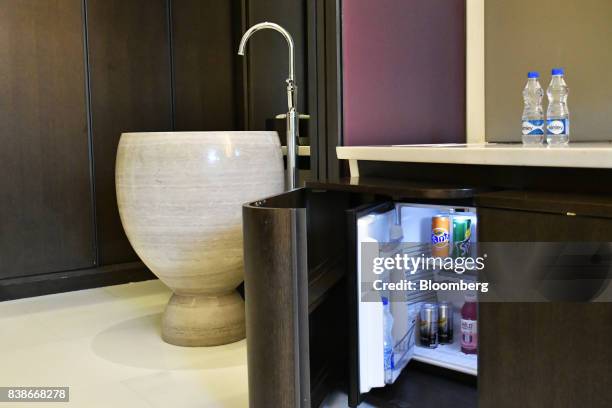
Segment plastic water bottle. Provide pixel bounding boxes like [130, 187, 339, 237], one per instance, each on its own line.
[546, 68, 570, 145]
[382, 297, 395, 384]
[521, 71, 545, 145]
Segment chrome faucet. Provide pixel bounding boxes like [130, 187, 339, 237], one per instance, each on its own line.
[238, 22, 298, 190]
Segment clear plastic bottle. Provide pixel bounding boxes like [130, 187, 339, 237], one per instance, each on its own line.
[521, 71, 545, 145]
[382, 297, 395, 383]
[546, 68, 570, 146]
[460, 293, 478, 355]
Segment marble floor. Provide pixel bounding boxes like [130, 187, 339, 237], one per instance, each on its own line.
[0, 280, 366, 408]
[0, 280, 361, 408]
[0, 280, 249, 408]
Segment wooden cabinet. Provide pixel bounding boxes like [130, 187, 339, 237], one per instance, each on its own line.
[243, 180, 612, 407]
[476, 191, 612, 408]
[0, 0, 96, 279]
[243, 180, 480, 407]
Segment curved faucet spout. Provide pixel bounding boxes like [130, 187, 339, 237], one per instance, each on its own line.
[238, 22, 295, 83]
[238, 22, 299, 190]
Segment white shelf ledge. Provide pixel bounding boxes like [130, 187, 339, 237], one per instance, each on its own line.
[412, 311, 478, 376]
[413, 338, 478, 376]
[337, 142, 612, 176]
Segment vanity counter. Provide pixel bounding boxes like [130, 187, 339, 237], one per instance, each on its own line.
[337, 142, 612, 176]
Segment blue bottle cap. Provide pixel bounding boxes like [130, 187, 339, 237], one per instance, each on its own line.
[382, 297, 389, 306]
[552, 68, 564, 75]
[527, 71, 540, 78]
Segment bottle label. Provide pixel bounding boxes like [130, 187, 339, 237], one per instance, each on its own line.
[461, 319, 478, 350]
[547, 119, 569, 135]
[522, 120, 545, 135]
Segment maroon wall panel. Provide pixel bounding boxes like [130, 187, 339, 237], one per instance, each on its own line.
[342, 0, 466, 146]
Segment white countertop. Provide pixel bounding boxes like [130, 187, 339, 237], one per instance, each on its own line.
[337, 142, 612, 169]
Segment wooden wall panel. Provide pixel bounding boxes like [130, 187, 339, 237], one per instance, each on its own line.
[245, 0, 308, 130]
[0, 0, 96, 279]
[86, 0, 173, 265]
[172, 0, 241, 131]
[0, 0, 313, 296]
[478, 206, 612, 407]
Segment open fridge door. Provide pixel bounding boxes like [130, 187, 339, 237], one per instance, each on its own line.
[347, 202, 395, 406]
[356, 209, 392, 394]
[354, 204, 423, 396]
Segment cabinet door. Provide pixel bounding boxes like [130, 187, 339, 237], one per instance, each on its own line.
[86, 0, 173, 265]
[478, 207, 612, 408]
[0, 0, 95, 278]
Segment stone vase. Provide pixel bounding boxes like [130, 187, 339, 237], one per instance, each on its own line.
[115, 131, 284, 346]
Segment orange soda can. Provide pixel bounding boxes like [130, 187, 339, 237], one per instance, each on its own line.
[431, 215, 450, 257]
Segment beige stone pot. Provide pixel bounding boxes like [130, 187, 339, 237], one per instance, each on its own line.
[116, 132, 284, 346]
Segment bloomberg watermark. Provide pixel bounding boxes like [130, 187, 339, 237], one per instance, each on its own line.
[360, 242, 612, 302]
[371, 252, 489, 293]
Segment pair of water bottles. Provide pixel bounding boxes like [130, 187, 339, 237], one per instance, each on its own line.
[522, 68, 569, 146]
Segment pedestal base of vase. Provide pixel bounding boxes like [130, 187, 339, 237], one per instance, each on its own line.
[161, 291, 246, 347]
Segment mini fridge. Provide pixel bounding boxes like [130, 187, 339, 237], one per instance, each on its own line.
[346, 201, 478, 406]
[243, 182, 612, 408]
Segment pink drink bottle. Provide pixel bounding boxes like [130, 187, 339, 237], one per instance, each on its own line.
[461, 293, 478, 355]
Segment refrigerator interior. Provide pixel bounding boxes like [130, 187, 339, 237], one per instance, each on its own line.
[356, 202, 478, 395]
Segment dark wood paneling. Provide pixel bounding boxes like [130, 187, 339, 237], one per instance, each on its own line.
[0, 262, 154, 301]
[478, 208, 612, 242]
[323, 0, 343, 180]
[171, 0, 241, 131]
[0, 0, 95, 279]
[243, 190, 310, 407]
[476, 190, 612, 219]
[479, 205, 612, 408]
[358, 161, 612, 196]
[309, 0, 344, 180]
[244, 0, 308, 130]
[308, 177, 481, 200]
[480, 303, 612, 408]
[306, 0, 320, 180]
[87, 0, 173, 265]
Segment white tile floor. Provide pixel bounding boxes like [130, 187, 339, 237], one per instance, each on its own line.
[0, 280, 248, 408]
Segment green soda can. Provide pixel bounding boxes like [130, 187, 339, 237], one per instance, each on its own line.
[452, 216, 472, 257]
